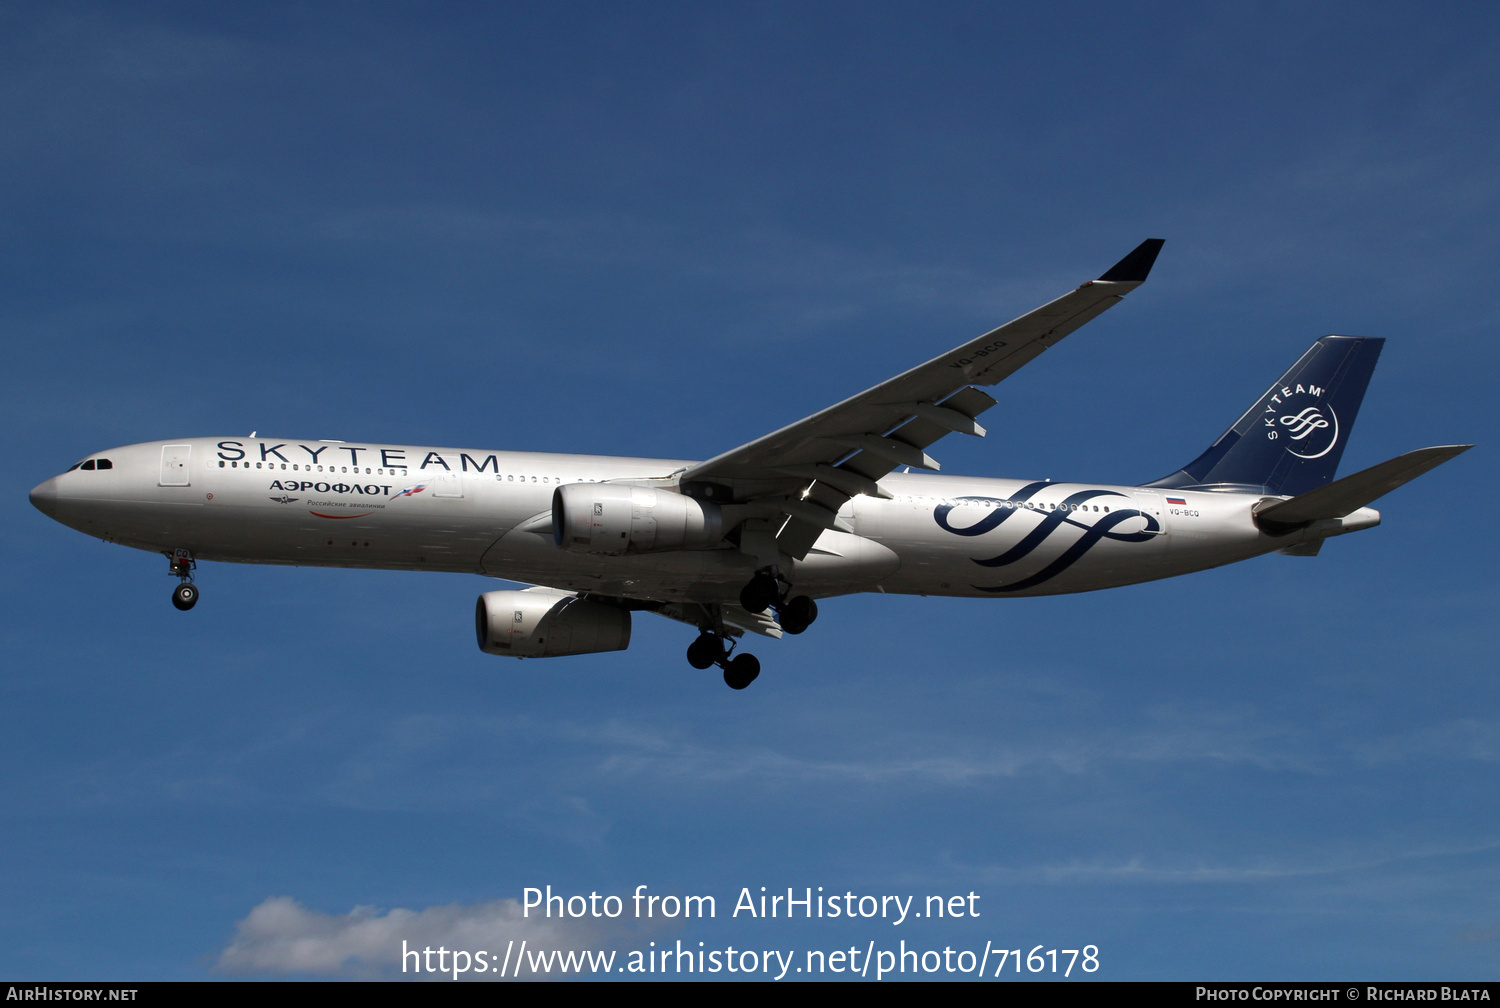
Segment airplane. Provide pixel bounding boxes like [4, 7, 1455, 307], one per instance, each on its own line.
[29, 240, 1471, 689]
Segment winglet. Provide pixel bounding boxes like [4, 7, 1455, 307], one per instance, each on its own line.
[1097, 239, 1165, 283]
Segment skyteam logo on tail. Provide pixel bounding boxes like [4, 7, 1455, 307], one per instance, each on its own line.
[1264, 384, 1340, 460]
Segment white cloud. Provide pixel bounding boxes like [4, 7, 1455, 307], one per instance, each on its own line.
[217, 894, 669, 980]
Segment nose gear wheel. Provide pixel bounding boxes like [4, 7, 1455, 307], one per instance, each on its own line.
[167, 550, 198, 610]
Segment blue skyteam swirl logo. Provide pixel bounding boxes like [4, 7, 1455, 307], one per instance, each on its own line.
[1263, 384, 1339, 461]
[933, 481, 1160, 592]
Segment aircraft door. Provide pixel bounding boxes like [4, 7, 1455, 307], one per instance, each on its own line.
[1131, 491, 1169, 536]
[159, 445, 191, 487]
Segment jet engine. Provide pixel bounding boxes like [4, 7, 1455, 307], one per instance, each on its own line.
[475, 588, 631, 658]
[551, 483, 723, 555]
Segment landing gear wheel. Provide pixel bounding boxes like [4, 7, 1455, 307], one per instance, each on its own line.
[172, 583, 199, 611]
[722, 653, 760, 690]
[686, 632, 727, 670]
[739, 572, 781, 614]
[778, 595, 818, 635]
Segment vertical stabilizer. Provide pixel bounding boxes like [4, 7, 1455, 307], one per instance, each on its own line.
[1146, 336, 1383, 496]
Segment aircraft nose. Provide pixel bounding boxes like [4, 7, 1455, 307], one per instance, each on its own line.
[29, 477, 60, 519]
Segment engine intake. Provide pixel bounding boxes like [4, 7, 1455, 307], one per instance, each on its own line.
[552, 483, 723, 555]
[475, 589, 631, 658]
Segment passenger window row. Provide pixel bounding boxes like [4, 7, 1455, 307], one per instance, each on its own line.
[219, 461, 409, 475]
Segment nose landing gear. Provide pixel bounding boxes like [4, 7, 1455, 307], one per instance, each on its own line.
[172, 583, 199, 611]
[167, 550, 198, 611]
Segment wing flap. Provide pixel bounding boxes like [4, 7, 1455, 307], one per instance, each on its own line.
[652, 601, 784, 639]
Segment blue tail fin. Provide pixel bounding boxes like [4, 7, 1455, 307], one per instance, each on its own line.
[1146, 336, 1384, 496]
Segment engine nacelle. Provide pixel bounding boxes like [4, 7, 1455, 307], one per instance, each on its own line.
[475, 589, 631, 658]
[551, 483, 723, 556]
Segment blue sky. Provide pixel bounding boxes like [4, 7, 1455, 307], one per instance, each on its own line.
[2, 0, 1497, 981]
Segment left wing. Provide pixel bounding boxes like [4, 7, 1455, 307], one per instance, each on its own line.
[680, 239, 1164, 559]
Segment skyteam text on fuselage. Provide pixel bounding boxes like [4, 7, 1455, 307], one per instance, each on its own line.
[29, 241, 1470, 689]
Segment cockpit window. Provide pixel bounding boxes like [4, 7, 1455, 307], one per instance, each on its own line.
[70, 458, 112, 471]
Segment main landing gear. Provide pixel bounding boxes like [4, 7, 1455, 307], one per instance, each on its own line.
[686, 571, 821, 690]
[686, 631, 761, 690]
[738, 568, 819, 635]
[167, 549, 198, 611]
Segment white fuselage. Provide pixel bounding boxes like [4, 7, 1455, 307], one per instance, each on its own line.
[30, 436, 1374, 604]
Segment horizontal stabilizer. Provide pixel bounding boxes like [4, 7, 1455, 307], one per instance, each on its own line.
[1255, 445, 1471, 531]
